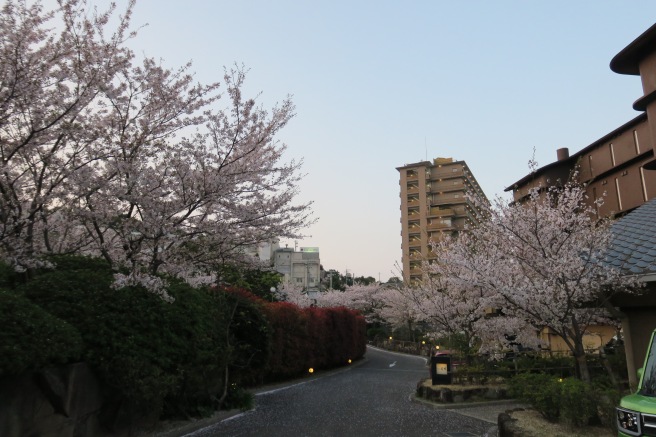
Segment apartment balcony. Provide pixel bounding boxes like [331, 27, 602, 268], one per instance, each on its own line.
[409, 267, 423, 276]
[427, 207, 454, 218]
[427, 222, 454, 231]
[406, 172, 418, 181]
[451, 205, 467, 216]
[407, 198, 420, 207]
[406, 185, 419, 194]
[430, 181, 466, 192]
[428, 169, 464, 181]
[430, 197, 466, 207]
[409, 252, 422, 260]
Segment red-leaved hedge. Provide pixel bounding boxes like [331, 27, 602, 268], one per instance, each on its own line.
[263, 302, 366, 381]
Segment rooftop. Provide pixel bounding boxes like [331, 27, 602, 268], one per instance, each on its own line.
[606, 197, 656, 278]
[610, 22, 656, 75]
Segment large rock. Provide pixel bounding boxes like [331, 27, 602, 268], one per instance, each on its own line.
[0, 363, 104, 437]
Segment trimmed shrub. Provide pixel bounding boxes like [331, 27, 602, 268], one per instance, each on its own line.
[0, 290, 82, 376]
[22, 272, 176, 412]
[559, 377, 597, 427]
[219, 287, 271, 386]
[264, 302, 311, 379]
[509, 373, 561, 422]
[594, 386, 622, 432]
[263, 303, 366, 381]
[160, 282, 229, 417]
[511, 354, 576, 378]
[222, 383, 254, 411]
[510, 372, 616, 429]
[19, 256, 228, 418]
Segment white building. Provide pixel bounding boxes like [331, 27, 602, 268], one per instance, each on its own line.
[241, 239, 280, 265]
[273, 246, 321, 291]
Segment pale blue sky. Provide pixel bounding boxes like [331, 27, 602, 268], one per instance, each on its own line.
[113, 0, 653, 280]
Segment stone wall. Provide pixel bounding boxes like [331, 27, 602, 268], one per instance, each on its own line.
[0, 363, 156, 437]
[415, 380, 509, 403]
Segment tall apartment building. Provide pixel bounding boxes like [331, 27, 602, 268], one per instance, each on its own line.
[397, 157, 487, 284]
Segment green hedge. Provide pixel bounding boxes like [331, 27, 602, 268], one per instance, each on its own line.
[18, 257, 231, 417]
[0, 290, 82, 376]
[218, 287, 271, 387]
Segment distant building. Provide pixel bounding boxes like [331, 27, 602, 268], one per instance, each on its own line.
[397, 157, 487, 285]
[240, 238, 280, 265]
[273, 246, 321, 291]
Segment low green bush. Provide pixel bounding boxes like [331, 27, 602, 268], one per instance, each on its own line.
[221, 383, 254, 411]
[509, 373, 561, 422]
[559, 377, 597, 427]
[594, 386, 622, 432]
[0, 290, 82, 376]
[511, 354, 576, 377]
[509, 372, 622, 430]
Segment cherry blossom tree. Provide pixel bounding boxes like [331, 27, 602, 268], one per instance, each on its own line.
[431, 181, 641, 382]
[0, 0, 134, 270]
[0, 0, 314, 295]
[273, 282, 311, 307]
[377, 284, 420, 335]
[318, 283, 385, 321]
[407, 236, 543, 358]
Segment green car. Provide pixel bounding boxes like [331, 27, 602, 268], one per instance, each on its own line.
[617, 329, 656, 436]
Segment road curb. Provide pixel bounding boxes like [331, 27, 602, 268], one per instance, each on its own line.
[412, 395, 524, 412]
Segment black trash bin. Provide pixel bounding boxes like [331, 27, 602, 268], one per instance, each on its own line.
[430, 352, 452, 385]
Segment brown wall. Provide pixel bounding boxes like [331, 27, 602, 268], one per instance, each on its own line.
[513, 116, 655, 218]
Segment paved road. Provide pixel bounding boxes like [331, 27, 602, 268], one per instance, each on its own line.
[185, 346, 498, 437]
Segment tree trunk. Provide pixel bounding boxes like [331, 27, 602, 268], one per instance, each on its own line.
[218, 365, 229, 407]
[599, 346, 620, 390]
[574, 346, 591, 383]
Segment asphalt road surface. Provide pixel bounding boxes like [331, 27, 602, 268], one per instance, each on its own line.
[185, 346, 497, 437]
